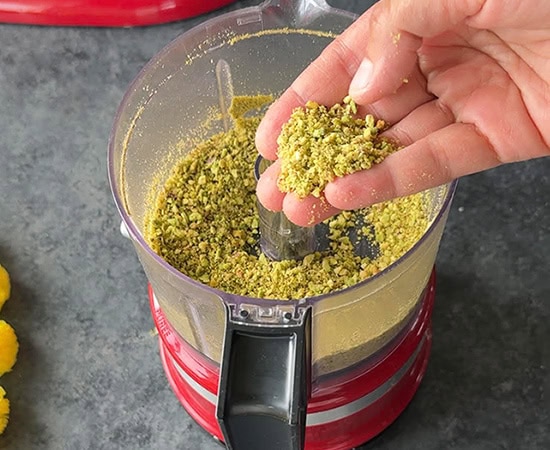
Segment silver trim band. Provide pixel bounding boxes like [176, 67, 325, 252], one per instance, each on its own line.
[165, 335, 425, 426]
[307, 336, 423, 425]
[169, 351, 219, 405]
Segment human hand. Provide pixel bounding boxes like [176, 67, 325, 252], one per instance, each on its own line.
[255, 0, 550, 226]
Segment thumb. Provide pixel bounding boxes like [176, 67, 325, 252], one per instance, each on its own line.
[349, 0, 486, 104]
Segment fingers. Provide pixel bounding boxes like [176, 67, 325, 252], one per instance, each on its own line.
[255, 0, 440, 159]
[256, 160, 284, 211]
[255, 23, 369, 160]
[360, 64, 434, 125]
[348, 29, 420, 105]
[255, 5, 419, 160]
[257, 0, 490, 158]
[282, 193, 340, 227]
[256, 0, 501, 222]
[325, 122, 502, 210]
[350, 0, 487, 104]
[257, 98, 455, 223]
[256, 88, 307, 161]
[255, 26, 366, 160]
[256, 66, 454, 223]
[256, 159, 340, 226]
[382, 99, 454, 146]
[256, 62, 432, 161]
[465, 0, 550, 29]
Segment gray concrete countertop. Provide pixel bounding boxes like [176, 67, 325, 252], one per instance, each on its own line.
[0, 1, 548, 449]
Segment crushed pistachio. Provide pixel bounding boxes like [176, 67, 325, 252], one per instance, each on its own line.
[276, 96, 399, 198]
[146, 96, 428, 300]
[392, 32, 401, 45]
[228, 94, 273, 120]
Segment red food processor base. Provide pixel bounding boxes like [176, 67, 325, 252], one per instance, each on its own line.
[149, 271, 436, 450]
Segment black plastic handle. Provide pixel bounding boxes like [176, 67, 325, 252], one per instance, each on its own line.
[216, 305, 311, 450]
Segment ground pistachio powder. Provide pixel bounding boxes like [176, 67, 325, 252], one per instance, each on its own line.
[146, 96, 428, 300]
[277, 96, 398, 198]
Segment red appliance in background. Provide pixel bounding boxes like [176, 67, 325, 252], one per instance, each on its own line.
[0, 0, 236, 26]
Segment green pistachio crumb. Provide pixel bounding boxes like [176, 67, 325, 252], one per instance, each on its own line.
[145, 95, 428, 300]
[276, 97, 399, 198]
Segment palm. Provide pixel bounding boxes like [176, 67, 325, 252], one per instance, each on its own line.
[418, 26, 550, 164]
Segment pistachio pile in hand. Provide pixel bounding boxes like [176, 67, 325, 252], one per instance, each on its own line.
[276, 96, 399, 198]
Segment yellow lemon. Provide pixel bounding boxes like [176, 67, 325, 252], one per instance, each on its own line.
[0, 265, 10, 311]
[0, 321, 18, 376]
[0, 386, 9, 434]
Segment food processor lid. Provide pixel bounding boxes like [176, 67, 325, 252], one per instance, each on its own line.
[0, 0, 236, 27]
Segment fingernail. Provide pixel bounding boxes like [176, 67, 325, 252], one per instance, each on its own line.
[349, 58, 373, 97]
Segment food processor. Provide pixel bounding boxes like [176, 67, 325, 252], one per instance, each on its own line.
[108, 1, 456, 449]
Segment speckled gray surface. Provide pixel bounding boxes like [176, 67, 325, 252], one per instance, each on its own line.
[0, 1, 548, 449]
